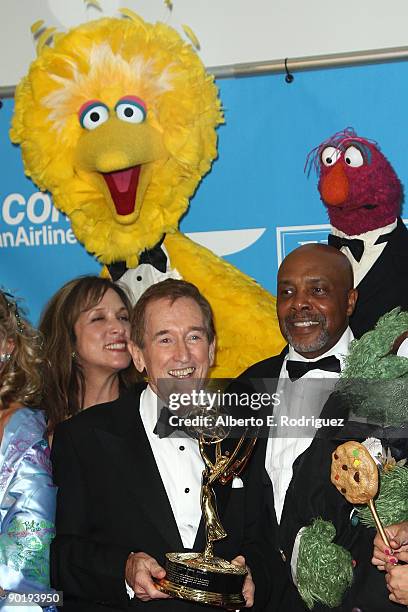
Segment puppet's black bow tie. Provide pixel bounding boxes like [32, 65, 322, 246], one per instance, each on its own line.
[138, 241, 167, 273]
[286, 355, 341, 382]
[153, 406, 181, 438]
[107, 238, 167, 281]
[328, 234, 365, 262]
[328, 229, 393, 263]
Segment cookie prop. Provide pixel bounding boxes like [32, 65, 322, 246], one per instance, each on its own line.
[331, 441, 390, 547]
[331, 441, 378, 504]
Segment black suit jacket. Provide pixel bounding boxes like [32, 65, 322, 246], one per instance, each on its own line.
[237, 352, 290, 607]
[51, 384, 270, 612]
[238, 351, 403, 611]
[347, 217, 408, 337]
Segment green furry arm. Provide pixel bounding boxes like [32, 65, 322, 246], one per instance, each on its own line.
[296, 519, 353, 610]
[357, 466, 408, 527]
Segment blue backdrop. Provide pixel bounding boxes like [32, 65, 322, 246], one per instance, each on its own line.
[1, 58, 408, 323]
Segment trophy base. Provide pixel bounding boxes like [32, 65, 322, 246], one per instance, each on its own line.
[156, 552, 247, 609]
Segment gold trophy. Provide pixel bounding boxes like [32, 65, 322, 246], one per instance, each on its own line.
[156, 425, 256, 609]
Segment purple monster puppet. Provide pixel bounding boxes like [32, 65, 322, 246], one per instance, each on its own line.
[307, 128, 408, 337]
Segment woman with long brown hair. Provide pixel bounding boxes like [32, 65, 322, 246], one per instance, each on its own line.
[0, 289, 56, 610]
[39, 276, 136, 431]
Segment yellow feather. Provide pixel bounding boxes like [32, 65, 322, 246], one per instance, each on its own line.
[84, 0, 102, 10]
[36, 27, 57, 54]
[52, 32, 64, 46]
[119, 7, 146, 27]
[182, 24, 200, 50]
[100, 266, 110, 279]
[164, 0, 173, 9]
[31, 20, 44, 35]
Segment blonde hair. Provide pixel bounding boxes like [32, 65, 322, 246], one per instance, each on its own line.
[0, 291, 43, 409]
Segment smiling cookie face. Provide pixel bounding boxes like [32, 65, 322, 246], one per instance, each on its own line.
[331, 441, 378, 504]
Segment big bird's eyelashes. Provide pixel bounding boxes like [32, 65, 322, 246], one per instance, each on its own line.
[78, 100, 109, 130]
[78, 96, 147, 130]
[115, 96, 146, 123]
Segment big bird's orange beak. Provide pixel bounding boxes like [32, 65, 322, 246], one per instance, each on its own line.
[75, 117, 166, 224]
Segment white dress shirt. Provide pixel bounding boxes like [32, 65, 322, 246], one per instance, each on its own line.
[331, 220, 397, 287]
[126, 386, 204, 600]
[140, 385, 203, 549]
[265, 327, 353, 523]
[127, 386, 244, 602]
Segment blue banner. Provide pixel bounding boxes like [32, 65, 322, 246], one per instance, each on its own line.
[2, 59, 408, 322]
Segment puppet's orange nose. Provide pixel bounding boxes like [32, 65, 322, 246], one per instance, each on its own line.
[320, 163, 349, 206]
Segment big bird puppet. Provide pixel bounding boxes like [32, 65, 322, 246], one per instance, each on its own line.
[10, 10, 284, 377]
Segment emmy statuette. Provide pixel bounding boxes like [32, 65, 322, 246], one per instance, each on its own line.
[156, 430, 256, 609]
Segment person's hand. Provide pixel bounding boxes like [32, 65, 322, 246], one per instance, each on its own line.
[125, 551, 170, 601]
[385, 557, 408, 605]
[372, 522, 408, 571]
[231, 556, 254, 608]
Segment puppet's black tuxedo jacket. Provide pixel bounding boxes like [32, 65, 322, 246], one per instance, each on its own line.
[347, 217, 408, 337]
[239, 350, 402, 611]
[50, 384, 270, 612]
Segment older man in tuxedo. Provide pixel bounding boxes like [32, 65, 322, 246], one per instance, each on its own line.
[240, 243, 404, 611]
[239, 243, 357, 608]
[51, 279, 268, 612]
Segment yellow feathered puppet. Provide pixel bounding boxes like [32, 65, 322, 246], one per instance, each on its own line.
[11, 10, 284, 377]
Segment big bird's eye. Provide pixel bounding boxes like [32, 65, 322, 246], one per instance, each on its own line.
[344, 146, 364, 167]
[115, 96, 146, 124]
[321, 146, 341, 167]
[78, 101, 109, 130]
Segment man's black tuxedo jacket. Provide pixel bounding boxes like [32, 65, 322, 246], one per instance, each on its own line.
[239, 350, 401, 611]
[346, 217, 408, 337]
[50, 384, 270, 612]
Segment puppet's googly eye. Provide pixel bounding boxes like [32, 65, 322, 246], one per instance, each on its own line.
[321, 146, 341, 167]
[344, 146, 364, 167]
[397, 337, 408, 358]
[115, 96, 146, 124]
[78, 101, 109, 130]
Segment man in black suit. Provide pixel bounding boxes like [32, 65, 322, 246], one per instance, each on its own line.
[240, 243, 403, 611]
[51, 279, 268, 611]
[238, 243, 354, 609]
